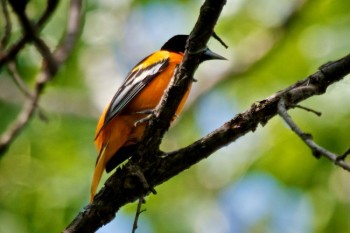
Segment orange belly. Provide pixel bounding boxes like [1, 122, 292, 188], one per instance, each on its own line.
[94, 52, 190, 167]
[91, 52, 191, 202]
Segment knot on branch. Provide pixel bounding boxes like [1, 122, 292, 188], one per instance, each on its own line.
[123, 164, 151, 192]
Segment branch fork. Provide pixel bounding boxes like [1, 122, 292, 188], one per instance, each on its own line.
[278, 95, 350, 170]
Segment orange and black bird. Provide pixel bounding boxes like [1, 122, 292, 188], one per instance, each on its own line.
[91, 34, 225, 202]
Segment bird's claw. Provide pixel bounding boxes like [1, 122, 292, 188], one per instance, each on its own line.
[134, 109, 155, 127]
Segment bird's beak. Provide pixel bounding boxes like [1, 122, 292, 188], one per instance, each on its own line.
[202, 48, 227, 61]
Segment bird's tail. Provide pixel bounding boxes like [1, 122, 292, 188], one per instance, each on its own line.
[90, 142, 109, 203]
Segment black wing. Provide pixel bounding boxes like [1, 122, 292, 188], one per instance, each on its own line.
[103, 57, 170, 128]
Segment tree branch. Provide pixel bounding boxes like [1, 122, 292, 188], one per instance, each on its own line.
[142, 0, 227, 151]
[0, 0, 83, 155]
[278, 97, 350, 170]
[64, 0, 227, 232]
[64, 0, 350, 230]
[185, 0, 308, 108]
[0, 0, 11, 50]
[64, 47, 350, 232]
[9, 0, 58, 75]
[7, 61, 34, 99]
[131, 196, 146, 233]
[0, 0, 59, 67]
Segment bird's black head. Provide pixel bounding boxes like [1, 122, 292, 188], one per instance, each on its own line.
[161, 35, 188, 53]
[161, 34, 226, 61]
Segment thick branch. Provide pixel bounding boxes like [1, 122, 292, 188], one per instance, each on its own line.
[64, 0, 227, 232]
[64, 0, 350, 230]
[186, 0, 308, 108]
[142, 0, 227, 149]
[150, 53, 350, 183]
[65, 50, 350, 232]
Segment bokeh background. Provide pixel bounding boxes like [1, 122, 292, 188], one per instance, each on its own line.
[1, 0, 350, 232]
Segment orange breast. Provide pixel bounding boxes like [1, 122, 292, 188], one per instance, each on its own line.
[95, 51, 191, 161]
[91, 51, 192, 202]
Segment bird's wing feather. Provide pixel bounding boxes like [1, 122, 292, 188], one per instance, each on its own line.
[103, 57, 170, 128]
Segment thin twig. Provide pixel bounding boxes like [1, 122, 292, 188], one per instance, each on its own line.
[7, 61, 34, 99]
[0, 0, 83, 155]
[0, 0, 11, 49]
[132, 197, 146, 233]
[293, 104, 322, 116]
[37, 0, 60, 27]
[278, 97, 350, 171]
[12, 8, 58, 75]
[184, 0, 308, 109]
[0, 0, 60, 67]
[7, 61, 49, 122]
[337, 148, 350, 161]
[212, 31, 228, 49]
[0, 86, 41, 154]
[53, 0, 83, 65]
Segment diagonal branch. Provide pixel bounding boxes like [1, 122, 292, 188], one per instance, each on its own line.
[64, 0, 227, 232]
[185, 0, 308, 108]
[0, 0, 59, 67]
[7, 61, 34, 99]
[37, 0, 60, 27]
[64, 0, 350, 230]
[9, 0, 58, 75]
[142, 0, 227, 151]
[278, 98, 350, 171]
[0, 0, 11, 49]
[64, 47, 350, 232]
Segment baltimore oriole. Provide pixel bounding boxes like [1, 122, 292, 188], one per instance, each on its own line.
[91, 34, 225, 202]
